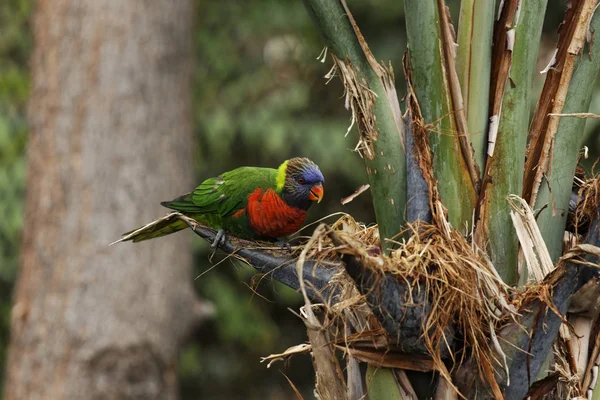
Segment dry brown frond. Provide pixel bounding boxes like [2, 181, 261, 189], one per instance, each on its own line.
[383, 222, 511, 397]
[287, 215, 512, 398]
[551, 335, 584, 399]
[523, 0, 598, 206]
[571, 175, 600, 236]
[258, 212, 600, 397]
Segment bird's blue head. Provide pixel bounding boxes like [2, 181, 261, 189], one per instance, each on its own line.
[278, 157, 324, 210]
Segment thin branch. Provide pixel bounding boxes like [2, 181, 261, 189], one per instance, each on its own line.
[178, 215, 339, 301]
[183, 212, 439, 355]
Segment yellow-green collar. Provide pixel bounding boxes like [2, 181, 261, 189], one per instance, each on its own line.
[276, 160, 288, 192]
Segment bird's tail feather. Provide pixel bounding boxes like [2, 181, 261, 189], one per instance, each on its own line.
[110, 212, 188, 245]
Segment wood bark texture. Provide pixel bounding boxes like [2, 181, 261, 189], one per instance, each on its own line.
[3, 0, 207, 399]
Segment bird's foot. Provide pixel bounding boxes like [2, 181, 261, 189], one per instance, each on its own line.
[211, 229, 227, 249]
[275, 240, 292, 252]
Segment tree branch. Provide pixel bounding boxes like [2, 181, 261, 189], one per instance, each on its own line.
[179, 215, 339, 301]
[328, 230, 452, 357]
[181, 215, 436, 354]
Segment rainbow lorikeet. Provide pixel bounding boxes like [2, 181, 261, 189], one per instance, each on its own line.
[113, 157, 324, 245]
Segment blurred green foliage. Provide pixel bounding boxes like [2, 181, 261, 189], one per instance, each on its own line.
[0, 0, 31, 394]
[1, 0, 600, 399]
[0, 0, 30, 281]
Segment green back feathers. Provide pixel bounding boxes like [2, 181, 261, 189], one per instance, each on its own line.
[161, 166, 279, 216]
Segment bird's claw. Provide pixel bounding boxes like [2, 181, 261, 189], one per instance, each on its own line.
[211, 229, 226, 249]
[276, 240, 292, 252]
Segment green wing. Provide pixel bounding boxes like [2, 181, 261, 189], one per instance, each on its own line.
[161, 166, 277, 216]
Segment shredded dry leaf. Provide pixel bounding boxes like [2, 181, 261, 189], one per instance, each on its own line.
[250, 179, 600, 398]
[551, 336, 584, 399]
[341, 184, 370, 205]
[570, 174, 600, 237]
[403, 55, 450, 231]
[582, 316, 600, 395]
[261, 344, 313, 368]
[508, 195, 555, 282]
[338, 0, 405, 144]
[296, 225, 347, 400]
[285, 215, 512, 398]
[328, 56, 378, 159]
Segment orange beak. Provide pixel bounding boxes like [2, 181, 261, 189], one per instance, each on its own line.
[309, 183, 324, 203]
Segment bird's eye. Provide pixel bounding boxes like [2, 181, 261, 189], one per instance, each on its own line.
[297, 177, 306, 184]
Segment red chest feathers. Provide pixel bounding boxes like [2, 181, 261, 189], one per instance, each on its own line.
[246, 188, 307, 238]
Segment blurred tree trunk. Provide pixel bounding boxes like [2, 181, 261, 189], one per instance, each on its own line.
[3, 1, 209, 399]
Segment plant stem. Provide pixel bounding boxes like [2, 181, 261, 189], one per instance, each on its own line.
[302, 0, 407, 253]
[456, 0, 496, 171]
[534, 5, 600, 262]
[404, 0, 478, 232]
[476, 0, 548, 285]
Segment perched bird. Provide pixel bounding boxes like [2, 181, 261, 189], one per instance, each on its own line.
[112, 157, 324, 246]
